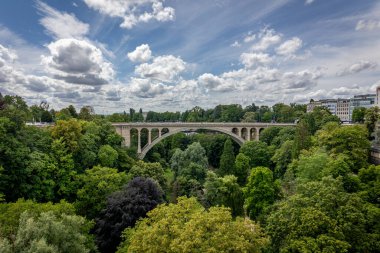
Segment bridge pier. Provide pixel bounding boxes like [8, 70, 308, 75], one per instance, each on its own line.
[148, 128, 152, 145]
[255, 127, 261, 141]
[137, 129, 141, 154]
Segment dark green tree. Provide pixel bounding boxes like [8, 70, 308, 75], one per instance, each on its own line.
[234, 153, 251, 185]
[352, 107, 366, 123]
[204, 172, 244, 217]
[219, 138, 235, 176]
[364, 106, 380, 138]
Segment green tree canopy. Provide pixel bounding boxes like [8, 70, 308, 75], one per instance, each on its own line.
[218, 138, 235, 176]
[203, 172, 244, 217]
[315, 123, 370, 170]
[94, 177, 164, 253]
[0, 199, 75, 242]
[0, 211, 95, 253]
[364, 106, 380, 138]
[234, 153, 251, 185]
[170, 142, 208, 178]
[239, 141, 271, 168]
[244, 167, 279, 219]
[127, 161, 166, 190]
[98, 145, 119, 167]
[266, 177, 380, 253]
[352, 107, 367, 123]
[117, 197, 268, 253]
[75, 166, 128, 219]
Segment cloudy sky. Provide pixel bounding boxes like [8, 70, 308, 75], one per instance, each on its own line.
[0, 0, 379, 113]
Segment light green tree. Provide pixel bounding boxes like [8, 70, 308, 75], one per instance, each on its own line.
[98, 144, 119, 167]
[75, 166, 127, 218]
[1, 211, 95, 253]
[117, 197, 268, 253]
[51, 119, 83, 153]
[0, 200, 75, 243]
[241, 111, 256, 122]
[127, 161, 166, 190]
[170, 142, 208, 179]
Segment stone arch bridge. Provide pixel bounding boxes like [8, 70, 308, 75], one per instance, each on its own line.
[112, 122, 296, 159]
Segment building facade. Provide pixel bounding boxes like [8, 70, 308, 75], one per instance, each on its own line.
[307, 93, 376, 122]
[336, 99, 350, 122]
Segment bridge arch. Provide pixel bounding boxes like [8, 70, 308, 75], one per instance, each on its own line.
[139, 127, 245, 159]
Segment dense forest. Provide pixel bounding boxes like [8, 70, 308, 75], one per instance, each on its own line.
[0, 92, 379, 253]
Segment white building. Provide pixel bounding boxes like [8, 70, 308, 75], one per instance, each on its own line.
[307, 93, 376, 122]
[336, 99, 350, 122]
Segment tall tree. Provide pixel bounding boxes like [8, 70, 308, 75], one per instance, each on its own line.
[364, 106, 380, 138]
[218, 138, 235, 176]
[244, 167, 279, 220]
[234, 153, 251, 185]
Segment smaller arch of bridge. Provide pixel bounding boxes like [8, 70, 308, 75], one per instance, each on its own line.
[139, 127, 245, 159]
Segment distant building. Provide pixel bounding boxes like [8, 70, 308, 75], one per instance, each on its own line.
[376, 86, 380, 107]
[336, 99, 350, 122]
[307, 93, 376, 122]
[349, 94, 375, 121]
[306, 99, 321, 112]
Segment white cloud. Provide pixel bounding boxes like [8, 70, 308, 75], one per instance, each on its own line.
[42, 38, 114, 86]
[134, 55, 186, 82]
[230, 41, 241, 48]
[129, 78, 168, 98]
[0, 44, 21, 84]
[127, 44, 152, 62]
[36, 1, 89, 39]
[251, 28, 282, 51]
[198, 73, 235, 92]
[0, 44, 17, 62]
[240, 52, 272, 68]
[276, 37, 303, 56]
[243, 34, 256, 43]
[305, 0, 315, 5]
[337, 60, 377, 76]
[355, 19, 380, 31]
[83, 0, 175, 29]
[282, 69, 321, 89]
